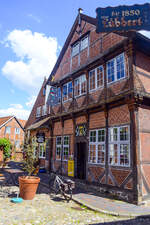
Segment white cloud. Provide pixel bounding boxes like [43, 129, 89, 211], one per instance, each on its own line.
[2, 29, 58, 94]
[27, 14, 41, 23]
[0, 104, 30, 120]
[139, 30, 150, 39]
[26, 95, 36, 108]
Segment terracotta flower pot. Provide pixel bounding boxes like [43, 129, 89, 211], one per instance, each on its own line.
[19, 176, 40, 200]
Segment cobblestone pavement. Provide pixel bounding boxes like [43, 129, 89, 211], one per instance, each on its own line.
[0, 162, 150, 224]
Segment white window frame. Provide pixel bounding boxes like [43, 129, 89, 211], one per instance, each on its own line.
[89, 129, 105, 164]
[15, 127, 20, 134]
[56, 136, 62, 160]
[80, 35, 88, 51]
[62, 81, 72, 102]
[108, 125, 130, 167]
[74, 74, 87, 97]
[36, 106, 41, 118]
[72, 42, 79, 57]
[89, 65, 104, 92]
[63, 136, 69, 161]
[56, 136, 69, 161]
[72, 35, 89, 57]
[39, 143, 46, 159]
[107, 53, 125, 84]
[5, 126, 11, 134]
[42, 105, 47, 116]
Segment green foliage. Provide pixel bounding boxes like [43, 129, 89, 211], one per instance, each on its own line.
[0, 138, 11, 159]
[23, 138, 38, 176]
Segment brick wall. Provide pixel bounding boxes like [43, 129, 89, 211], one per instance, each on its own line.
[108, 104, 130, 126]
[53, 122, 62, 136]
[89, 111, 105, 129]
[135, 51, 150, 93]
[0, 118, 25, 160]
[25, 79, 47, 129]
[53, 20, 125, 82]
[139, 107, 150, 197]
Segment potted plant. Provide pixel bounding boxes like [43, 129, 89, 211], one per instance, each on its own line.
[19, 138, 40, 200]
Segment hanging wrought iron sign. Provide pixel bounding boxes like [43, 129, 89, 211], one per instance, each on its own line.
[36, 132, 45, 143]
[96, 3, 150, 33]
[75, 124, 87, 137]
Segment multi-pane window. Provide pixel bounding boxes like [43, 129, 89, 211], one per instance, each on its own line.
[89, 66, 104, 91]
[89, 129, 105, 164]
[80, 36, 88, 51]
[109, 125, 130, 166]
[36, 106, 41, 118]
[89, 70, 95, 90]
[56, 136, 69, 160]
[39, 143, 46, 158]
[56, 136, 62, 160]
[57, 87, 61, 104]
[63, 82, 72, 102]
[63, 136, 69, 160]
[72, 36, 89, 57]
[74, 75, 87, 97]
[107, 53, 125, 84]
[15, 128, 20, 134]
[72, 42, 79, 57]
[42, 105, 47, 116]
[5, 126, 11, 134]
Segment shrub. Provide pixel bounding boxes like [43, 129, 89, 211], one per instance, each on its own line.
[0, 138, 11, 159]
[23, 138, 39, 176]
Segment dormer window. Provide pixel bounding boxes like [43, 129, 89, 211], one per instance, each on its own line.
[72, 42, 79, 57]
[80, 36, 88, 51]
[71, 35, 89, 57]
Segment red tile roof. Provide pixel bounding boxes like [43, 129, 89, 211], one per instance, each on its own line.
[0, 116, 13, 127]
[0, 116, 26, 129]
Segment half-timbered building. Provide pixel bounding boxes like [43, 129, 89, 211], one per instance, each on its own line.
[26, 11, 150, 204]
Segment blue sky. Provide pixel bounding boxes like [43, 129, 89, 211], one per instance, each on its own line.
[0, 0, 149, 120]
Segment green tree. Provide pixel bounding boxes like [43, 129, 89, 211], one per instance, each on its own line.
[0, 138, 11, 160]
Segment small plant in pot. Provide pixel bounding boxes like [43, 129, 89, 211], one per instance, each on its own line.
[19, 138, 40, 200]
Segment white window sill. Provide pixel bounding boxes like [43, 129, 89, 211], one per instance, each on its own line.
[107, 76, 127, 86]
[89, 86, 104, 94]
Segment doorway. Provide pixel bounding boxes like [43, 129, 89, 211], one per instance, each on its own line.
[76, 142, 86, 180]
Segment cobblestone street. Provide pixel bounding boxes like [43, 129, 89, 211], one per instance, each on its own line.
[0, 162, 150, 225]
[0, 184, 150, 225]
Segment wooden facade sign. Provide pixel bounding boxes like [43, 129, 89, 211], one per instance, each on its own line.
[75, 124, 87, 137]
[96, 3, 150, 33]
[36, 132, 45, 143]
[68, 160, 74, 177]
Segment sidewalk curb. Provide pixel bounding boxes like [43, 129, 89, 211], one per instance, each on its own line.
[72, 196, 134, 218]
[39, 182, 150, 218]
